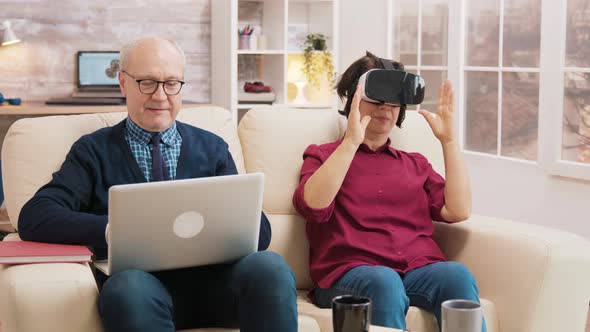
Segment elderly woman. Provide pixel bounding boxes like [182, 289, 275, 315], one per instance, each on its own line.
[293, 52, 486, 332]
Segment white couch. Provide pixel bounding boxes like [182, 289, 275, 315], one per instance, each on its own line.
[1, 106, 589, 332]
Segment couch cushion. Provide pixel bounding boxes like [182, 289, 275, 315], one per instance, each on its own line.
[0, 262, 103, 332]
[267, 213, 313, 289]
[238, 107, 342, 214]
[389, 111, 445, 175]
[1, 106, 242, 228]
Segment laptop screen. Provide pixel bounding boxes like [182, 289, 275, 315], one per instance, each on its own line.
[77, 51, 120, 89]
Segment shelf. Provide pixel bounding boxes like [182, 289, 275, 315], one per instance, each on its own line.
[237, 103, 273, 109]
[285, 103, 333, 108]
[286, 50, 334, 54]
[211, 0, 337, 125]
[236, 50, 335, 55]
[237, 103, 332, 109]
[237, 50, 286, 55]
[289, 0, 333, 3]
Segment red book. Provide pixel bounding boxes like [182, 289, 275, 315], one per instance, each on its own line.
[0, 241, 92, 264]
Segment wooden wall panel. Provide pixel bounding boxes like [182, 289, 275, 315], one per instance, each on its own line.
[0, 0, 211, 102]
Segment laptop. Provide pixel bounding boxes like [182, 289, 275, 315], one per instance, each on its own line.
[46, 51, 125, 105]
[94, 173, 265, 276]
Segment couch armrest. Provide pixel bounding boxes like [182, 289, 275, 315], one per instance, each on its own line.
[433, 215, 590, 332]
[0, 262, 103, 332]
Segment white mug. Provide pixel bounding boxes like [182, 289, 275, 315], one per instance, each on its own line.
[442, 299, 483, 332]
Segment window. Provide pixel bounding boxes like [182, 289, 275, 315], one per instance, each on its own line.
[464, 0, 541, 161]
[562, 0, 590, 165]
[393, 0, 449, 112]
[537, 0, 590, 180]
[392, 0, 590, 180]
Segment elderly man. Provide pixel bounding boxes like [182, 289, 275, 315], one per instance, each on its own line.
[18, 37, 298, 332]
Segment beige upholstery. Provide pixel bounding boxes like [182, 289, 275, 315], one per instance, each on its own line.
[1, 106, 589, 332]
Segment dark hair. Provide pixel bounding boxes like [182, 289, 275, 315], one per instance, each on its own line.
[336, 51, 406, 128]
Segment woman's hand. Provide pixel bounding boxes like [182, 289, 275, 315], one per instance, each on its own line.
[419, 80, 456, 144]
[343, 85, 372, 147]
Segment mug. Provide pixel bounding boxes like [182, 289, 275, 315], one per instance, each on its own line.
[442, 299, 483, 332]
[332, 295, 371, 332]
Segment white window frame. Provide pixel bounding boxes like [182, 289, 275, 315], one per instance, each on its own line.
[451, 0, 541, 165]
[391, 0, 590, 181]
[389, 0, 450, 111]
[449, 0, 590, 181]
[538, 0, 590, 181]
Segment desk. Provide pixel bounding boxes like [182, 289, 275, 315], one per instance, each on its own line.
[0, 102, 128, 151]
[0, 101, 127, 116]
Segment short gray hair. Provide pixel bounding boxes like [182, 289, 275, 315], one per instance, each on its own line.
[119, 36, 186, 71]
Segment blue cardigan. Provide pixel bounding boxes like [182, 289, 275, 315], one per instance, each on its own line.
[18, 119, 271, 259]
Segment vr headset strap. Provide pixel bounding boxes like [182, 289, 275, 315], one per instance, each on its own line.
[379, 58, 395, 70]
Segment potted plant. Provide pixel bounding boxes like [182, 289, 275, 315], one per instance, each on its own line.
[301, 33, 335, 88]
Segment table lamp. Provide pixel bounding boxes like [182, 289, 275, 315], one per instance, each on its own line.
[1, 21, 21, 46]
[287, 56, 307, 104]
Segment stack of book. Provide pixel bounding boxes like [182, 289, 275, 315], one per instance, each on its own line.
[0, 241, 92, 264]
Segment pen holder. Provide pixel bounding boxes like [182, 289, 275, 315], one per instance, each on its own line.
[238, 35, 251, 50]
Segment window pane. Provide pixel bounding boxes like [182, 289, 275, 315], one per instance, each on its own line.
[421, 0, 448, 66]
[465, 1, 500, 67]
[565, 0, 590, 67]
[501, 72, 539, 160]
[562, 72, 590, 164]
[503, 0, 541, 67]
[464, 72, 499, 154]
[420, 70, 447, 111]
[393, 1, 418, 65]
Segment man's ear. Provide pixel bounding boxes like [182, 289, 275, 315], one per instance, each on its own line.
[118, 71, 127, 97]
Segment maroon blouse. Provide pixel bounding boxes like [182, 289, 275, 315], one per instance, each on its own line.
[293, 138, 449, 289]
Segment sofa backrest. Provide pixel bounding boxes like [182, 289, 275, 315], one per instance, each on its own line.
[1, 106, 243, 227]
[238, 106, 444, 289]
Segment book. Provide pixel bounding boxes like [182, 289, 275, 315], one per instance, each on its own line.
[0, 241, 92, 264]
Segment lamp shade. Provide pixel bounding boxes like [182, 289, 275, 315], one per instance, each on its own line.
[1, 21, 21, 46]
[287, 55, 306, 83]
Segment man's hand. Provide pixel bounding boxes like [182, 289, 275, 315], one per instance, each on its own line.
[343, 85, 371, 147]
[419, 80, 456, 144]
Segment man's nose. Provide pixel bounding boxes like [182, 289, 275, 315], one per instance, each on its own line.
[151, 83, 167, 100]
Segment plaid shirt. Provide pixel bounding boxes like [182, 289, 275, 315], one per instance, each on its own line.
[124, 118, 182, 181]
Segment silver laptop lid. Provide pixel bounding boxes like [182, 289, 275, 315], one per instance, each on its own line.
[102, 173, 265, 275]
[77, 51, 121, 92]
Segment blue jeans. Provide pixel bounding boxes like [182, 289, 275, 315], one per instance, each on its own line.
[97, 251, 297, 332]
[314, 262, 486, 332]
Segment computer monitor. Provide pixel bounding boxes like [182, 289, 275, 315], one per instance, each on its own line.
[77, 51, 121, 91]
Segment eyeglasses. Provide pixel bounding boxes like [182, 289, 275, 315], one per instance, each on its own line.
[122, 71, 185, 96]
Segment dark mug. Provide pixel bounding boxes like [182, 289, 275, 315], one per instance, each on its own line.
[332, 295, 371, 332]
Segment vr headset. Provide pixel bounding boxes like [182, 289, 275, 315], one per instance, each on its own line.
[357, 58, 425, 106]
